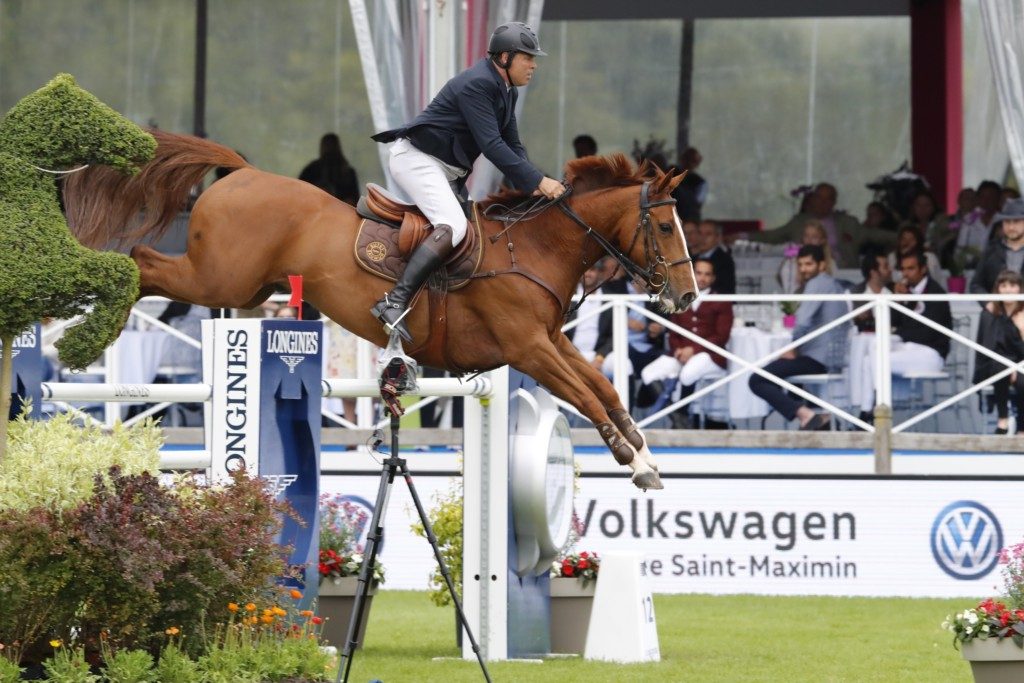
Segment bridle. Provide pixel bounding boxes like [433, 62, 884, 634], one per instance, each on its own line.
[557, 180, 693, 298]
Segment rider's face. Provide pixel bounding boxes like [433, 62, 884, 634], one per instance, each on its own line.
[506, 52, 537, 86]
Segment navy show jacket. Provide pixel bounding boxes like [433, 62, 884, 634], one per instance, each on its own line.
[373, 58, 544, 193]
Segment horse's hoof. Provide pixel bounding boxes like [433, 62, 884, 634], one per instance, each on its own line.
[631, 469, 664, 491]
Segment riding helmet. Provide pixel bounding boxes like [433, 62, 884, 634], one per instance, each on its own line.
[488, 22, 546, 57]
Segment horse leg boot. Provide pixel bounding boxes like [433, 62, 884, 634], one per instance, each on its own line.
[371, 224, 454, 343]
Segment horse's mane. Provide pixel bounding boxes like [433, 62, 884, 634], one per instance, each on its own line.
[482, 153, 657, 207]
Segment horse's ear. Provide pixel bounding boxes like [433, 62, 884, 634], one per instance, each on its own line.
[661, 169, 688, 194]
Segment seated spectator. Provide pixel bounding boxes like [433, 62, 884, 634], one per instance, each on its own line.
[888, 225, 945, 288]
[970, 198, 1024, 298]
[890, 251, 953, 375]
[748, 245, 849, 431]
[863, 201, 897, 231]
[695, 220, 736, 294]
[566, 260, 613, 371]
[957, 180, 1001, 252]
[948, 187, 978, 232]
[624, 279, 665, 389]
[634, 258, 732, 424]
[777, 220, 836, 294]
[671, 147, 707, 222]
[906, 191, 952, 255]
[572, 134, 598, 158]
[851, 248, 892, 333]
[973, 270, 1024, 434]
[747, 182, 893, 268]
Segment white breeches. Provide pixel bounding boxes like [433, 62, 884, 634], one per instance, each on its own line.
[640, 352, 721, 387]
[387, 138, 469, 246]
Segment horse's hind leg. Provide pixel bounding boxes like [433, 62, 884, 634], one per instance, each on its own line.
[553, 334, 662, 484]
[131, 244, 269, 309]
[511, 336, 663, 491]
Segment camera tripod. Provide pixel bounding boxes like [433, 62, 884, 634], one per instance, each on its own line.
[334, 354, 492, 683]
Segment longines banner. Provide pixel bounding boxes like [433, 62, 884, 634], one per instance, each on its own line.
[575, 475, 1024, 598]
[321, 471, 1024, 597]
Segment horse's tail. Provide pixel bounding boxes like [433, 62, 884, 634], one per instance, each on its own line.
[63, 128, 250, 249]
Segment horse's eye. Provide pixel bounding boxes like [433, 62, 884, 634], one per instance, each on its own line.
[658, 222, 673, 235]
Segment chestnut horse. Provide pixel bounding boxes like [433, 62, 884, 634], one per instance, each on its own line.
[63, 131, 698, 490]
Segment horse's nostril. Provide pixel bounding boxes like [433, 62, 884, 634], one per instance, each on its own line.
[680, 292, 696, 309]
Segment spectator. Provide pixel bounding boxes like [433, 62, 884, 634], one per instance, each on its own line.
[695, 220, 736, 294]
[863, 201, 897, 231]
[671, 146, 707, 222]
[891, 251, 953, 375]
[634, 258, 732, 426]
[777, 220, 836, 294]
[748, 244, 849, 431]
[905, 191, 952, 255]
[947, 187, 978, 232]
[748, 183, 893, 268]
[888, 225, 945, 288]
[572, 134, 598, 158]
[973, 270, 1024, 434]
[957, 180, 1001, 252]
[1003, 186, 1022, 205]
[299, 133, 359, 206]
[623, 279, 665, 393]
[851, 248, 892, 334]
[682, 220, 700, 259]
[566, 260, 613, 371]
[971, 198, 1024, 297]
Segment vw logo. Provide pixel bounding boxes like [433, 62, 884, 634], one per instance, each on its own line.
[931, 501, 1003, 580]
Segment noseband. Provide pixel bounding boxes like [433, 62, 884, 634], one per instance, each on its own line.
[557, 180, 693, 297]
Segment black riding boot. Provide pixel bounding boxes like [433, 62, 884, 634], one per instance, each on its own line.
[371, 224, 455, 343]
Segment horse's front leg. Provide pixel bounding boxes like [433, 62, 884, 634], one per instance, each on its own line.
[510, 336, 663, 491]
[553, 335, 662, 485]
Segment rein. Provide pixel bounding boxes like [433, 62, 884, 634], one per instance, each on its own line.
[560, 180, 693, 315]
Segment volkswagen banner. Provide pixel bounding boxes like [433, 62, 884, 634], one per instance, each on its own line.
[572, 475, 1024, 597]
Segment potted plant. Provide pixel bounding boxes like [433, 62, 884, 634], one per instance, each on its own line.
[947, 246, 980, 294]
[316, 494, 385, 650]
[780, 300, 798, 329]
[944, 540, 1024, 682]
[549, 549, 601, 655]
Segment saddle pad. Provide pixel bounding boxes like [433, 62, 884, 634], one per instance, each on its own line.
[354, 207, 484, 290]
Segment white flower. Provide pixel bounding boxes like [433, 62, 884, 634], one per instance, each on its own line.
[966, 611, 979, 625]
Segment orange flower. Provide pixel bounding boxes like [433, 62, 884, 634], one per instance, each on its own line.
[299, 610, 314, 618]
[165, 626, 181, 636]
[245, 602, 257, 612]
[289, 589, 303, 600]
[228, 602, 239, 613]
[272, 607, 287, 617]
[260, 614, 274, 624]
[249, 616, 259, 626]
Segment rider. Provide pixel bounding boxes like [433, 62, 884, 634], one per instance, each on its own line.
[370, 21, 567, 343]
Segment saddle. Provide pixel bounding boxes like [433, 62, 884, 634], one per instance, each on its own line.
[354, 183, 482, 289]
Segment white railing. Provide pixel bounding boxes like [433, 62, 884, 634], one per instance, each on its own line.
[41, 292, 1023, 443]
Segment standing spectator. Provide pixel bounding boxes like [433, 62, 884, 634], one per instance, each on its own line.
[671, 146, 708, 222]
[299, 133, 359, 206]
[634, 258, 732, 425]
[748, 245, 849, 431]
[888, 225, 945, 288]
[566, 260, 613, 371]
[970, 198, 1024, 297]
[973, 270, 1024, 434]
[695, 220, 736, 294]
[863, 201, 897, 231]
[890, 251, 953, 375]
[748, 183, 891, 268]
[957, 180, 1001, 252]
[905, 191, 952, 255]
[849, 248, 892, 423]
[572, 134, 598, 158]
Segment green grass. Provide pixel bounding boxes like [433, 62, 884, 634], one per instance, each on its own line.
[332, 591, 972, 682]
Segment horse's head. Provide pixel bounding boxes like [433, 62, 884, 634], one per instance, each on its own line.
[0, 73, 155, 174]
[565, 155, 699, 312]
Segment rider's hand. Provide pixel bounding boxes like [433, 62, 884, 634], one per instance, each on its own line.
[534, 176, 566, 200]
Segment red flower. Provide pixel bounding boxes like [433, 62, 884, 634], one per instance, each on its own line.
[580, 552, 589, 559]
[578, 559, 590, 570]
[561, 560, 575, 577]
[311, 616, 323, 625]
